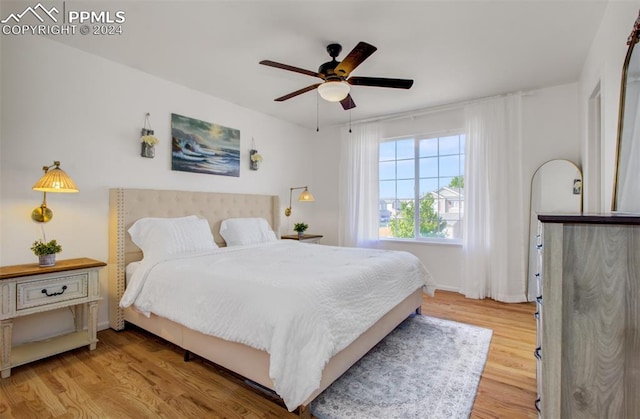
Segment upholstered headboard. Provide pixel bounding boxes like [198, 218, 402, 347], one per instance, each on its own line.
[108, 188, 280, 330]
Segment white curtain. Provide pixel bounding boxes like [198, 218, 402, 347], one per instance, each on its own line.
[338, 123, 380, 247]
[462, 94, 528, 302]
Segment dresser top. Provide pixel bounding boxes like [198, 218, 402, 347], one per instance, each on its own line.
[538, 213, 640, 225]
[0, 258, 106, 280]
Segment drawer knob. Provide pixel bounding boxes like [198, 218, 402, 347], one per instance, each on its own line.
[42, 285, 67, 297]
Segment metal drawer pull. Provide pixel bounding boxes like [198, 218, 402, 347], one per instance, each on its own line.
[535, 397, 541, 413]
[536, 243, 543, 249]
[536, 295, 542, 304]
[534, 346, 542, 360]
[42, 285, 67, 297]
[534, 311, 540, 319]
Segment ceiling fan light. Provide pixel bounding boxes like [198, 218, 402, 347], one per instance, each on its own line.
[317, 81, 350, 102]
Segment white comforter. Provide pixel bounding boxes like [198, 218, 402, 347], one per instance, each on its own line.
[120, 240, 434, 411]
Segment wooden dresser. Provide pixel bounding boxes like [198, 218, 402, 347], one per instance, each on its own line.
[536, 214, 640, 418]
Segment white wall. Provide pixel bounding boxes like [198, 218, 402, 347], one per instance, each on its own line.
[316, 84, 581, 292]
[0, 35, 318, 342]
[579, 1, 640, 211]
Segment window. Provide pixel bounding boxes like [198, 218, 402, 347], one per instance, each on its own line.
[379, 133, 465, 241]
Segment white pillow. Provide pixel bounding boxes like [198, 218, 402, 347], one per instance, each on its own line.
[219, 217, 277, 246]
[128, 215, 217, 261]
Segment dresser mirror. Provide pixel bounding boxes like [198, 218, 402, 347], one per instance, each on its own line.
[612, 11, 640, 212]
[527, 159, 582, 300]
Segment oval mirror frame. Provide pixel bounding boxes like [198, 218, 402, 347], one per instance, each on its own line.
[527, 159, 582, 301]
[612, 11, 640, 211]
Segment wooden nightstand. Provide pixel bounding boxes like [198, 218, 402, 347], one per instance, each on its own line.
[281, 234, 323, 244]
[0, 257, 105, 378]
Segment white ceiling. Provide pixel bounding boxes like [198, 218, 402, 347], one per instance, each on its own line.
[50, 1, 608, 129]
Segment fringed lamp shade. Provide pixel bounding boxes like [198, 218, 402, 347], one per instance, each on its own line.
[33, 165, 79, 192]
[31, 161, 78, 222]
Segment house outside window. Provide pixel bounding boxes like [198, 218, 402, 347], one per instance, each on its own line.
[379, 133, 465, 241]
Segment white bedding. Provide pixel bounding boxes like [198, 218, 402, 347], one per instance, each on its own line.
[120, 240, 434, 411]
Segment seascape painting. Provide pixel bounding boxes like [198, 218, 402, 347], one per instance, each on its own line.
[171, 113, 240, 177]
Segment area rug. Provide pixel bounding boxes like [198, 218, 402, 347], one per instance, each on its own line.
[310, 315, 493, 419]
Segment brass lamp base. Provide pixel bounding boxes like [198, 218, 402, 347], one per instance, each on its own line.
[32, 206, 53, 223]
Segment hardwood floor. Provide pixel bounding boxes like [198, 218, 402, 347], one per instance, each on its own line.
[0, 291, 537, 418]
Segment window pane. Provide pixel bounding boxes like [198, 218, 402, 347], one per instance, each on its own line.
[419, 138, 438, 157]
[379, 161, 396, 180]
[379, 141, 396, 161]
[397, 159, 414, 179]
[379, 198, 392, 233]
[418, 194, 446, 238]
[397, 179, 414, 200]
[388, 199, 415, 239]
[439, 135, 460, 155]
[419, 178, 439, 196]
[396, 139, 414, 159]
[419, 157, 438, 178]
[439, 176, 455, 189]
[439, 155, 460, 177]
[379, 180, 395, 200]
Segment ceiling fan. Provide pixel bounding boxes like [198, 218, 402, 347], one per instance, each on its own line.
[259, 41, 414, 110]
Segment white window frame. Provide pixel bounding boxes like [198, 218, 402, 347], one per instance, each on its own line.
[379, 129, 465, 244]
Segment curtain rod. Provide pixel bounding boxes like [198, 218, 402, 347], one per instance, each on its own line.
[346, 89, 533, 127]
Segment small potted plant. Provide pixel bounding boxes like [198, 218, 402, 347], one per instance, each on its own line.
[293, 222, 308, 238]
[30, 239, 62, 267]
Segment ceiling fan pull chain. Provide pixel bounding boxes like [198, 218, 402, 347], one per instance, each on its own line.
[349, 109, 352, 133]
[316, 91, 320, 132]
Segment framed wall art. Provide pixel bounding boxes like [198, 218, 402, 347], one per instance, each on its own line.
[171, 113, 240, 177]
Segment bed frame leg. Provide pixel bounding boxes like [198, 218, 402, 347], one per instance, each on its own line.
[184, 350, 191, 362]
[297, 404, 311, 419]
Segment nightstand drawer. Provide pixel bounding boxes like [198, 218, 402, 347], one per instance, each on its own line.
[17, 273, 88, 310]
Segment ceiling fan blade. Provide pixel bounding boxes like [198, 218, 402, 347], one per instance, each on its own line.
[274, 83, 321, 101]
[340, 94, 356, 110]
[334, 42, 377, 78]
[348, 76, 414, 89]
[260, 60, 323, 79]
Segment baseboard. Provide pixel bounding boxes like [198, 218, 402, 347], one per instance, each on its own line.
[434, 284, 461, 293]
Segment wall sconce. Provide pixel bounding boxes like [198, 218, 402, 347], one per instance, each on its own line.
[250, 149, 263, 170]
[284, 186, 315, 217]
[140, 112, 159, 158]
[31, 161, 79, 223]
[249, 138, 263, 170]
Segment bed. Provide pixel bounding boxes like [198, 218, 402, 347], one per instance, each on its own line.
[108, 188, 434, 418]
